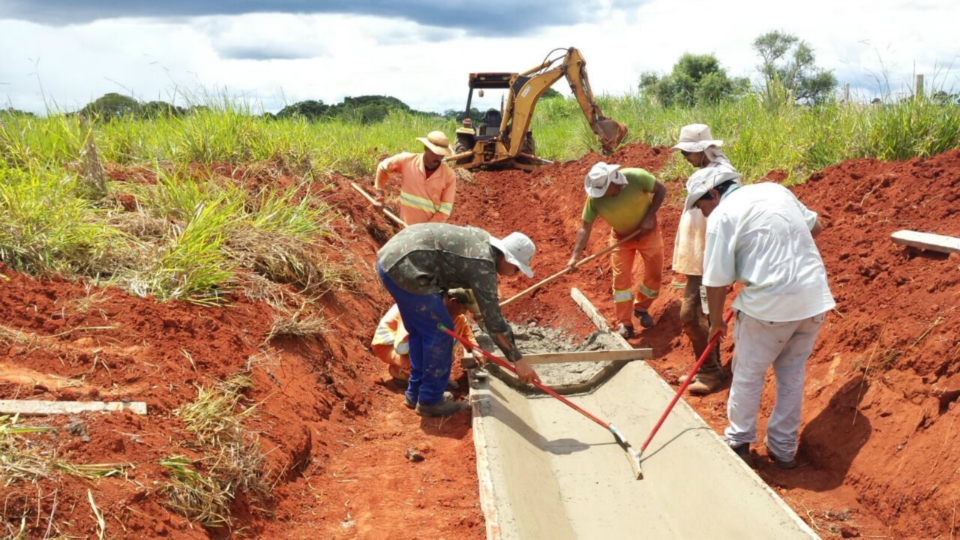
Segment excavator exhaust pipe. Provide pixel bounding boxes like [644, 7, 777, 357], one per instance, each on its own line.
[596, 117, 628, 155]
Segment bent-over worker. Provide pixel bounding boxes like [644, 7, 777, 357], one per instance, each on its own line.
[672, 124, 740, 394]
[377, 223, 540, 417]
[690, 169, 834, 469]
[566, 162, 667, 338]
[374, 131, 457, 225]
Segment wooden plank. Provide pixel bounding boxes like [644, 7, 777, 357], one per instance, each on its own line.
[891, 230, 960, 255]
[0, 400, 147, 416]
[493, 350, 651, 365]
[571, 288, 632, 350]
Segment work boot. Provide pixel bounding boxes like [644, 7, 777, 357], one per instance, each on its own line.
[764, 437, 798, 469]
[731, 443, 752, 466]
[416, 395, 466, 417]
[405, 391, 452, 410]
[616, 323, 635, 339]
[687, 373, 722, 395]
[634, 310, 655, 328]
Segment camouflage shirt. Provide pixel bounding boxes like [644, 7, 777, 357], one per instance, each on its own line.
[378, 223, 520, 361]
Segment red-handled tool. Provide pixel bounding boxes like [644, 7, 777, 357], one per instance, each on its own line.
[635, 309, 735, 478]
[439, 324, 643, 479]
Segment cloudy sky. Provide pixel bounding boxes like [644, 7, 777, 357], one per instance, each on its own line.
[1, 0, 958, 115]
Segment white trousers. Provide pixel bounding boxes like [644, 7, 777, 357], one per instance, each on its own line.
[724, 311, 825, 460]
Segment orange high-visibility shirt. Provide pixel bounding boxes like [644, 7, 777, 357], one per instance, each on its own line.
[371, 305, 478, 358]
[375, 152, 457, 225]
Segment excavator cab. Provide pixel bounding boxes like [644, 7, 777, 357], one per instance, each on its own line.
[447, 48, 627, 171]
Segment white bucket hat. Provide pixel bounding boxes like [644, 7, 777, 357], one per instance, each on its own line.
[490, 232, 535, 278]
[684, 167, 742, 212]
[416, 130, 453, 156]
[672, 124, 723, 153]
[584, 162, 627, 198]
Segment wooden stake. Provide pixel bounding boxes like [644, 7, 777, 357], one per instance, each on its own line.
[891, 230, 960, 255]
[0, 400, 147, 416]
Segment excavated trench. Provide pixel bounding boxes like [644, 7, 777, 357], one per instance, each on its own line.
[468, 291, 818, 540]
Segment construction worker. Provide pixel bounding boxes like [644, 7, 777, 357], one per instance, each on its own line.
[690, 169, 834, 469]
[371, 288, 485, 383]
[377, 223, 540, 417]
[374, 130, 457, 225]
[454, 118, 475, 154]
[671, 124, 740, 394]
[566, 162, 667, 338]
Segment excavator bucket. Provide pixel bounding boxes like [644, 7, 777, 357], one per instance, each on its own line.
[596, 117, 627, 154]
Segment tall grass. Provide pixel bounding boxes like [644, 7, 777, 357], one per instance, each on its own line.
[2, 90, 958, 300]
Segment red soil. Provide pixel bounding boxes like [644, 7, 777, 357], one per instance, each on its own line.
[3, 145, 958, 539]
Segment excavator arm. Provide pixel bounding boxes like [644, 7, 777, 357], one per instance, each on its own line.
[501, 48, 626, 156]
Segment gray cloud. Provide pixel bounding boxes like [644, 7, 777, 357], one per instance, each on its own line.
[216, 44, 316, 61]
[0, 0, 647, 35]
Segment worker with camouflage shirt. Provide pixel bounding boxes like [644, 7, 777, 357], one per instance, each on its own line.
[377, 223, 540, 417]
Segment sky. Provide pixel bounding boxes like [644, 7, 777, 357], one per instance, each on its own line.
[1, 0, 959, 115]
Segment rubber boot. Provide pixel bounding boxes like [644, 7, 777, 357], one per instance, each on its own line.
[416, 395, 465, 417]
[405, 391, 452, 410]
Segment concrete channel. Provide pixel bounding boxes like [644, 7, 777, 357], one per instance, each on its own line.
[470, 289, 819, 540]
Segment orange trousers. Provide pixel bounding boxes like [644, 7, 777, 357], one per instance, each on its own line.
[610, 226, 663, 327]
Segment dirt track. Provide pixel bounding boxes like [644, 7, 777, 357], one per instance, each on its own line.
[1, 143, 958, 538]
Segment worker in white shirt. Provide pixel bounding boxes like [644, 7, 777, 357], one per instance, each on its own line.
[689, 169, 834, 469]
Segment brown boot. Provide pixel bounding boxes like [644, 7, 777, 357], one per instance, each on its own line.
[687, 373, 722, 395]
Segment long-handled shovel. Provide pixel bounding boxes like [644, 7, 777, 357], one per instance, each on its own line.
[350, 182, 408, 228]
[439, 324, 643, 479]
[634, 309, 735, 479]
[500, 228, 648, 307]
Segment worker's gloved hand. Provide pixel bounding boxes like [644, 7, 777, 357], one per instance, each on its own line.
[565, 256, 579, 273]
[514, 359, 540, 385]
[471, 349, 486, 367]
[373, 189, 385, 210]
[639, 214, 657, 232]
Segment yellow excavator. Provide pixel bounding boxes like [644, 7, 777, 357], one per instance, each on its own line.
[448, 47, 627, 171]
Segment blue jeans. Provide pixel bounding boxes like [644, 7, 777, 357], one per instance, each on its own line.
[377, 261, 455, 406]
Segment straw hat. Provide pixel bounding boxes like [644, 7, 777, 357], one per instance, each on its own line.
[416, 131, 453, 156]
[672, 124, 723, 153]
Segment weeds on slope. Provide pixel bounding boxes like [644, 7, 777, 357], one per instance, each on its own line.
[163, 375, 268, 528]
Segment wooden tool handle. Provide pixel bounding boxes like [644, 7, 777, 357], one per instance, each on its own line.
[350, 182, 408, 228]
[499, 228, 645, 307]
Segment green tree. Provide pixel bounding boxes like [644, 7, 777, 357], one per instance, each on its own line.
[639, 53, 744, 107]
[277, 100, 330, 120]
[753, 31, 837, 103]
[80, 93, 141, 121]
[541, 87, 563, 100]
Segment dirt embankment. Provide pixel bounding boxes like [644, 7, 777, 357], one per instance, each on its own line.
[0, 166, 484, 539]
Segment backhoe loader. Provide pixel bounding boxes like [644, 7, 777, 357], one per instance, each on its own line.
[448, 47, 627, 171]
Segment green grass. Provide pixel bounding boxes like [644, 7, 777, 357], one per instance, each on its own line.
[2, 91, 959, 302]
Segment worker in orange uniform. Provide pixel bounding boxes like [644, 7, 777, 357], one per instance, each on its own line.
[373, 131, 458, 224]
[371, 288, 486, 385]
[566, 162, 667, 338]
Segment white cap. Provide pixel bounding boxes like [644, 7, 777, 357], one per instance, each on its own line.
[584, 162, 627, 198]
[684, 167, 742, 212]
[490, 232, 535, 278]
[672, 124, 723, 153]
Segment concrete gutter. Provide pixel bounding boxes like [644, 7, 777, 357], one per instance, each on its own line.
[470, 289, 819, 540]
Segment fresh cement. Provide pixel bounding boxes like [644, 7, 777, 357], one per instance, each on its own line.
[474, 321, 624, 387]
